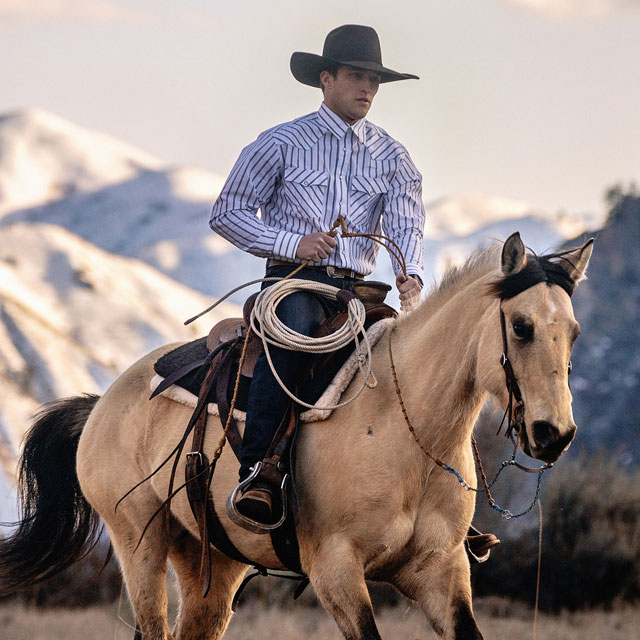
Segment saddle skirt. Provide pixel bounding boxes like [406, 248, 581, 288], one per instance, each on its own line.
[150, 317, 394, 424]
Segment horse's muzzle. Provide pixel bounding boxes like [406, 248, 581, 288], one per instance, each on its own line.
[530, 420, 577, 462]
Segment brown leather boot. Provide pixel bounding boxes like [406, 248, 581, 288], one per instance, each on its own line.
[465, 527, 501, 563]
[234, 482, 274, 524]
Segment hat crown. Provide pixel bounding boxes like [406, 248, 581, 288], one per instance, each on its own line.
[322, 24, 382, 65]
[290, 24, 418, 88]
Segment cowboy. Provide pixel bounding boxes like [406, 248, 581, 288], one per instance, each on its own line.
[210, 24, 425, 524]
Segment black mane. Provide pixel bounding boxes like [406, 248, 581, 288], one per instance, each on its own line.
[488, 250, 578, 300]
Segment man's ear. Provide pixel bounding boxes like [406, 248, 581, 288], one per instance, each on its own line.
[319, 70, 330, 92]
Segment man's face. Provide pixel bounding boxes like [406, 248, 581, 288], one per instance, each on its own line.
[320, 65, 381, 124]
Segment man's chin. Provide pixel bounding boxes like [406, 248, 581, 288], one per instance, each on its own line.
[350, 106, 371, 120]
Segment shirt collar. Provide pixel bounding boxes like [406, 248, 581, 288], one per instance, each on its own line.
[318, 103, 367, 145]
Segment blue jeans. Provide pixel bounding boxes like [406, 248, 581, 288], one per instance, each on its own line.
[239, 266, 357, 481]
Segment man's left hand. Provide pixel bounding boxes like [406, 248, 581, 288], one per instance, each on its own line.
[396, 274, 422, 310]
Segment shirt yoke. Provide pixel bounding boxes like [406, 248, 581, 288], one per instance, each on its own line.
[256, 112, 324, 150]
[364, 122, 414, 165]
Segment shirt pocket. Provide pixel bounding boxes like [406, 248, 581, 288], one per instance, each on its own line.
[349, 174, 388, 229]
[283, 165, 329, 221]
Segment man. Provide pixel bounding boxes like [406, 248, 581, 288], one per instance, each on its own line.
[210, 24, 425, 525]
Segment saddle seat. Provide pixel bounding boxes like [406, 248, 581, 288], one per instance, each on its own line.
[205, 315, 261, 377]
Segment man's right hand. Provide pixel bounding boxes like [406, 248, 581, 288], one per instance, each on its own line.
[295, 232, 337, 262]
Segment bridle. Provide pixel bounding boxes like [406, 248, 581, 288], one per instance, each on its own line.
[498, 301, 525, 439]
[388, 296, 554, 520]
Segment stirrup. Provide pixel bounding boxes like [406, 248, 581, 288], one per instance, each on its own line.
[226, 462, 289, 534]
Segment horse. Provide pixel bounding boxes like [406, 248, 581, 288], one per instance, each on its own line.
[0, 232, 593, 640]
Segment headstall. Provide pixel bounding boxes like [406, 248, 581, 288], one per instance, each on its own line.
[498, 301, 525, 439]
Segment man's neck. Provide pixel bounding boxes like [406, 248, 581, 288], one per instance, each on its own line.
[322, 101, 360, 126]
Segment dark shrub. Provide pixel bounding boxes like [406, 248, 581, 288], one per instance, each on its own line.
[473, 453, 640, 611]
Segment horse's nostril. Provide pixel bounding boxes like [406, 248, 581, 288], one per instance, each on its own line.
[532, 421, 557, 450]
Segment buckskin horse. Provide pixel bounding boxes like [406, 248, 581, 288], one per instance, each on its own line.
[0, 232, 593, 639]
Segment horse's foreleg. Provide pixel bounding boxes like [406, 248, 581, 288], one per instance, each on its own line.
[307, 538, 382, 640]
[169, 530, 247, 640]
[106, 518, 174, 640]
[390, 546, 482, 640]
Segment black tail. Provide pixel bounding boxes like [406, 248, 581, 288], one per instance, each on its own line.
[0, 394, 101, 595]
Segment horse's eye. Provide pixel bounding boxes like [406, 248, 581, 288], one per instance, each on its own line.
[512, 322, 533, 340]
[568, 360, 573, 375]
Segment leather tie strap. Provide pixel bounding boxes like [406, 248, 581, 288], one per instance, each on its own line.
[185, 364, 218, 597]
[215, 341, 244, 460]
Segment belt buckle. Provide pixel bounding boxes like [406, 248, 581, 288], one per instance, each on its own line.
[326, 266, 344, 279]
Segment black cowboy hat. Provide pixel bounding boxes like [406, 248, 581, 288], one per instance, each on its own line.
[290, 24, 419, 88]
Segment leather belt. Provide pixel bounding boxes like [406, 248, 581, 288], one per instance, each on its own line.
[266, 259, 364, 280]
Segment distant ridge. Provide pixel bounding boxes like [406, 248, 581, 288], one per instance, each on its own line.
[0, 108, 162, 217]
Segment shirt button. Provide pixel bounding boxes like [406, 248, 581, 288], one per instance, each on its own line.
[303, 181, 309, 186]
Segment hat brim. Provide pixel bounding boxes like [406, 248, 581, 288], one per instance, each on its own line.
[290, 52, 419, 88]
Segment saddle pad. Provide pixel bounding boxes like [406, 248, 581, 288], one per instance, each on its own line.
[150, 317, 394, 424]
[154, 337, 209, 393]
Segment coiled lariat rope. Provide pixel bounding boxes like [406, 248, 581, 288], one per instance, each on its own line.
[184, 214, 405, 413]
[249, 278, 377, 410]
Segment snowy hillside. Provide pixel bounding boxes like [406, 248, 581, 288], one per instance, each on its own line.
[2, 162, 261, 302]
[0, 109, 163, 218]
[0, 222, 239, 524]
[424, 194, 601, 241]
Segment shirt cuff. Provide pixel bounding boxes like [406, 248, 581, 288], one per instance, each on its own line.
[408, 273, 424, 287]
[273, 230, 303, 261]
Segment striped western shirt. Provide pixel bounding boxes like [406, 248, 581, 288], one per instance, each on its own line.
[210, 102, 425, 278]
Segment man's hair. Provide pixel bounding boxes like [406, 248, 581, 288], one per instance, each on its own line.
[319, 63, 341, 93]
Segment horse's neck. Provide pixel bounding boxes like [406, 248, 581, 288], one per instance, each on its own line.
[388, 278, 494, 454]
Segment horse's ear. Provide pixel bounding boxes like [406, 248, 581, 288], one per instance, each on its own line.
[559, 238, 595, 284]
[501, 232, 527, 276]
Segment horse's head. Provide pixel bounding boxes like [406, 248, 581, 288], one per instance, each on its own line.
[480, 232, 594, 463]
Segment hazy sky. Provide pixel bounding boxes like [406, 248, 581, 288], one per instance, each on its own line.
[2, 0, 639, 215]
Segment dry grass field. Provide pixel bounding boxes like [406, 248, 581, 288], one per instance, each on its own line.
[2, 597, 639, 640]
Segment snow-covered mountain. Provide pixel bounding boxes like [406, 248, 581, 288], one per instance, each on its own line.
[0, 109, 163, 218]
[1, 163, 260, 301]
[425, 194, 601, 241]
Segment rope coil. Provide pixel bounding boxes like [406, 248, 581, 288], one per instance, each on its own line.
[249, 278, 377, 410]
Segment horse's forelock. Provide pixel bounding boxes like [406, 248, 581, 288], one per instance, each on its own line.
[487, 251, 578, 300]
